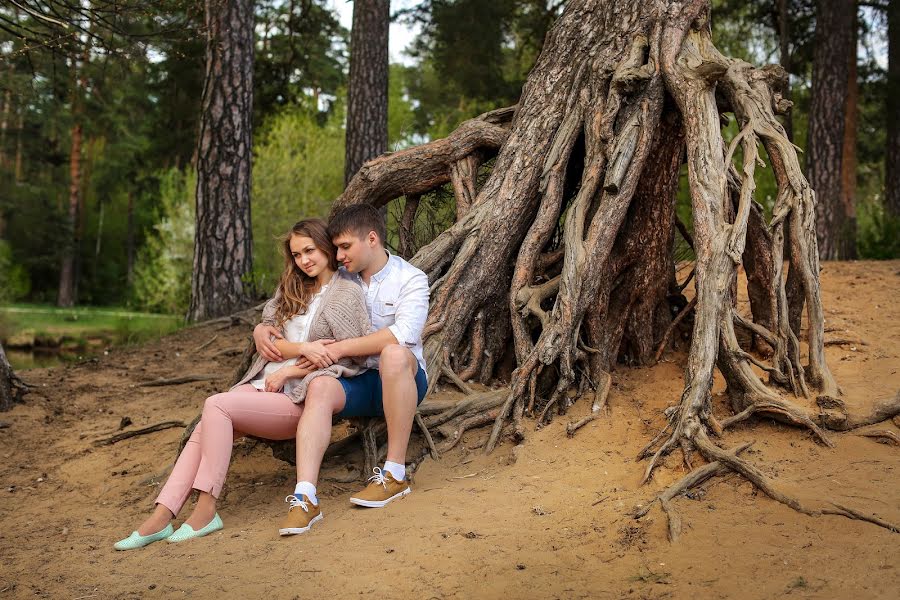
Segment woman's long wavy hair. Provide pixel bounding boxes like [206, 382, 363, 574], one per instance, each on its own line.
[274, 218, 338, 325]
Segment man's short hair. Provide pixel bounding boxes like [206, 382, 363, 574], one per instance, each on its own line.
[328, 204, 387, 244]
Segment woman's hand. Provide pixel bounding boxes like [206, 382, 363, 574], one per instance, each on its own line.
[253, 324, 284, 362]
[264, 365, 299, 393]
[299, 340, 335, 369]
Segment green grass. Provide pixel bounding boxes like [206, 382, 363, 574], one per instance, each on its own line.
[0, 303, 183, 347]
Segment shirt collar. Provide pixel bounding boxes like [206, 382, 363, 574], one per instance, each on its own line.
[369, 250, 394, 283]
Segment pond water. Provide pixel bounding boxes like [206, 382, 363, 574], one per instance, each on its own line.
[7, 348, 91, 370]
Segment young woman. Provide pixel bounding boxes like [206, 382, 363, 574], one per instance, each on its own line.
[114, 218, 369, 550]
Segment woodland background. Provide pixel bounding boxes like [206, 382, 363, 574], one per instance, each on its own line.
[0, 0, 896, 319]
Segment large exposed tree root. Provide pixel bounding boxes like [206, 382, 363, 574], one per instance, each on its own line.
[173, 0, 900, 535]
[323, 0, 900, 537]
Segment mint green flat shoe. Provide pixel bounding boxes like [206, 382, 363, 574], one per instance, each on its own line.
[114, 523, 174, 551]
[166, 513, 223, 543]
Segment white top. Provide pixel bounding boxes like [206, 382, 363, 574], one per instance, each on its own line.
[339, 252, 429, 371]
[251, 286, 327, 394]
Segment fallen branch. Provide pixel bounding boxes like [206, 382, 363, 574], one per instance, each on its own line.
[138, 374, 219, 388]
[824, 338, 868, 347]
[94, 421, 186, 446]
[193, 334, 219, 352]
[566, 414, 597, 437]
[855, 429, 900, 445]
[211, 347, 244, 359]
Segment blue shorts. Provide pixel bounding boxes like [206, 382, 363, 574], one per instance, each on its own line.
[336, 365, 428, 418]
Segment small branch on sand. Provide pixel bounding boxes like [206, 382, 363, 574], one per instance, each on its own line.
[855, 429, 900, 446]
[566, 414, 597, 437]
[94, 421, 186, 446]
[193, 334, 219, 352]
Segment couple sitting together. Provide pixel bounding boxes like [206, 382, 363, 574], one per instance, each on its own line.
[115, 204, 429, 550]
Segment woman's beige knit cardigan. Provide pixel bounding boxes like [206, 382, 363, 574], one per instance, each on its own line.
[231, 271, 370, 403]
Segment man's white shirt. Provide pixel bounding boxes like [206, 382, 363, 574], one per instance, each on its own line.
[339, 252, 429, 371]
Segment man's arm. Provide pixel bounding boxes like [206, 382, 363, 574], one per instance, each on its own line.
[274, 339, 334, 368]
[326, 327, 399, 361]
[327, 270, 429, 361]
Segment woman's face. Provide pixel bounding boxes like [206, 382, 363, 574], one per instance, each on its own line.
[290, 235, 332, 279]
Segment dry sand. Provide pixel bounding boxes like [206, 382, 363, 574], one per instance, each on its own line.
[1, 260, 898, 599]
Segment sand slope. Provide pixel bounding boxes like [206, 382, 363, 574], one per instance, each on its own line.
[1, 261, 898, 599]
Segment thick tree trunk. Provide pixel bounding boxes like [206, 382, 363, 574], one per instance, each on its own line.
[322, 0, 899, 537]
[887, 0, 900, 219]
[774, 0, 792, 140]
[808, 0, 855, 260]
[188, 0, 255, 322]
[344, 0, 389, 186]
[839, 14, 858, 259]
[57, 122, 82, 308]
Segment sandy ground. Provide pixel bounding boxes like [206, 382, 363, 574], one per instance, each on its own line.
[1, 260, 898, 600]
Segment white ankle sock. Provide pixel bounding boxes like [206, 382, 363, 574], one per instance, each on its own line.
[293, 481, 318, 505]
[383, 461, 406, 482]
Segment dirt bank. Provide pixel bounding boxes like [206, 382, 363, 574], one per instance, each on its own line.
[1, 261, 898, 599]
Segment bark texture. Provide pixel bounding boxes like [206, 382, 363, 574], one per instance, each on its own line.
[57, 121, 82, 308]
[839, 11, 858, 260]
[188, 0, 255, 322]
[807, 0, 855, 260]
[317, 0, 900, 536]
[887, 0, 900, 219]
[344, 0, 390, 186]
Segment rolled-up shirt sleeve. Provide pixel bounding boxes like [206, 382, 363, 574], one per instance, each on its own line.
[387, 270, 430, 348]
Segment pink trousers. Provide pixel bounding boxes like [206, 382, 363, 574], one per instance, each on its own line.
[155, 384, 303, 515]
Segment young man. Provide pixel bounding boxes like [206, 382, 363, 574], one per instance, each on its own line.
[253, 204, 429, 536]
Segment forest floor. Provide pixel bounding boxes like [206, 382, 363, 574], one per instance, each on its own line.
[1, 261, 898, 600]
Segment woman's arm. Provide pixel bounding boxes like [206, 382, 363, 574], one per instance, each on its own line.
[263, 364, 314, 393]
[274, 339, 304, 359]
[274, 339, 334, 368]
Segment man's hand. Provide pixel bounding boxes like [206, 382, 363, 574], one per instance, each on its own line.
[322, 339, 343, 363]
[253, 324, 284, 362]
[300, 340, 335, 369]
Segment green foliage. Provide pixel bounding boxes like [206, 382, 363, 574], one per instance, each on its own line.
[400, 0, 563, 138]
[130, 168, 196, 315]
[250, 104, 346, 292]
[254, 0, 349, 123]
[388, 65, 418, 150]
[0, 241, 30, 303]
[858, 197, 900, 259]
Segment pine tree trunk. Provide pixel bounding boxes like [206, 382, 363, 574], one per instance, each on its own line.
[886, 0, 900, 219]
[57, 122, 82, 307]
[188, 0, 255, 322]
[808, 0, 855, 260]
[0, 87, 10, 168]
[14, 110, 23, 182]
[775, 0, 792, 140]
[839, 14, 858, 259]
[344, 0, 389, 186]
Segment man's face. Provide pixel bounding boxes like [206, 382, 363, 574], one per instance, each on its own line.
[332, 230, 378, 273]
